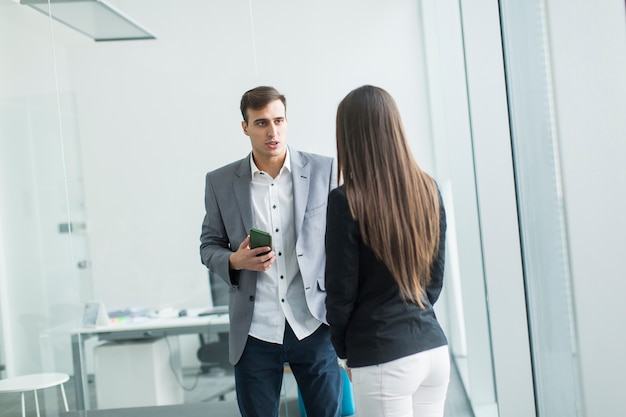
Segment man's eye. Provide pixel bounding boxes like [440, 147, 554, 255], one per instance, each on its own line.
[275, 119, 284, 124]
[256, 121, 266, 126]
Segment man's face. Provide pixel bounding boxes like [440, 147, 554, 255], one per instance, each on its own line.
[242, 99, 288, 163]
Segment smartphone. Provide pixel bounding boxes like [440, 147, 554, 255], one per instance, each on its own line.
[249, 227, 272, 256]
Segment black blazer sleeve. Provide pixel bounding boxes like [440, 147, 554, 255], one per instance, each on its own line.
[324, 187, 359, 359]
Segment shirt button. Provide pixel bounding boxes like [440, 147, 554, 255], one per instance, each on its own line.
[280, 275, 284, 279]
[275, 228, 279, 232]
[278, 252, 282, 256]
[281, 298, 285, 303]
[273, 205, 276, 209]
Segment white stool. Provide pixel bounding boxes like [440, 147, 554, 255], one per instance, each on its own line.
[0, 373, 69, 417]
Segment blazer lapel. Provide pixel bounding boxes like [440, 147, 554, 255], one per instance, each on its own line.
[291, 150, 310, 238]
[233, 155, 253, 233]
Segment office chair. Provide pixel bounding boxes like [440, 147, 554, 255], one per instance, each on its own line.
[197, 332, 230, 374]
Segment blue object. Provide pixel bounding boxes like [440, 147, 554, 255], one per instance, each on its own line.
[298, 368, 355, 416]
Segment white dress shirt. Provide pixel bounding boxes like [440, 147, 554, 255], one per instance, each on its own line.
[248, 151, 321, 343]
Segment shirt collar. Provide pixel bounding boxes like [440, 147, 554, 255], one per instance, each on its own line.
[250, 148, 291, 176]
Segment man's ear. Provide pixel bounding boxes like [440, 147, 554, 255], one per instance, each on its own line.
[241, 120, 249, 136]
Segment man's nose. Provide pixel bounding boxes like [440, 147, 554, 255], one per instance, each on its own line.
[268, 124, 278, 137]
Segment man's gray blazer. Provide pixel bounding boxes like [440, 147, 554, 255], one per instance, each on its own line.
[200, 148, 337, 365]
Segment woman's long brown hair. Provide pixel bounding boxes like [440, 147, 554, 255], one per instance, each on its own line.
[335, 85, 441, 308]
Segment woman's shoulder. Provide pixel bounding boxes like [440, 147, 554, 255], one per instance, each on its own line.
[328, 185, 355, 219]
[329, 185, 348, 203]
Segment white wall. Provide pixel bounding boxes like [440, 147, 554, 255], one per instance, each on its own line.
[60, 0, 433, 311]
[546, 1, 626, 415]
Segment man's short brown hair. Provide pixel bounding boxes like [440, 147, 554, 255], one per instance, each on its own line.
[240, 86, 287, 123]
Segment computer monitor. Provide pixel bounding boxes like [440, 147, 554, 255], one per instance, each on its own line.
[209, 270, 229, 308]
[198, 270, 229, 316]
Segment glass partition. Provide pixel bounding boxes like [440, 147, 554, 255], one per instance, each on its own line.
[420, 1, 499, 416]
[500, 0, 583, 415]
[0, 1, 88, 415]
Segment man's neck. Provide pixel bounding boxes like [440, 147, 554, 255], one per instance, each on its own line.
[252, 153, 286, 179]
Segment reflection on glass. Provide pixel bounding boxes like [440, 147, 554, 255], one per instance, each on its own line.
[500, 1, 583, 415]
[0, 21, 86, 417]
[421, 0, 499, 416]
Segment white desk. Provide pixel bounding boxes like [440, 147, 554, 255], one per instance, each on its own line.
[71, 312, 229, 410]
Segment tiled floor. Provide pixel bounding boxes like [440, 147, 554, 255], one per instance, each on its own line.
[0, 359, 473, 417]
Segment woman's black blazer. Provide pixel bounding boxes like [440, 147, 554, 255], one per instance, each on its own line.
[324, 185, 448, 368]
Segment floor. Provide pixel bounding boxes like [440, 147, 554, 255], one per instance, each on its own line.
[0, 359, 474, 417]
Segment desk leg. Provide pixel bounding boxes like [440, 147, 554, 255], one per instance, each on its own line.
[71, 333, 91, 410]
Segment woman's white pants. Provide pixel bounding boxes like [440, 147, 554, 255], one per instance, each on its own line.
[350, 345, 450, 417]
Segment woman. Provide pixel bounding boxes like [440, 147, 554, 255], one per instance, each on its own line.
[325, 85, 449, 417]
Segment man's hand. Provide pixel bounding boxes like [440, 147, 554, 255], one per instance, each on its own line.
[229, 235, 276, 271]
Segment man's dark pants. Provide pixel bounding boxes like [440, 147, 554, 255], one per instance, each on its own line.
[234, 322, 342, 417]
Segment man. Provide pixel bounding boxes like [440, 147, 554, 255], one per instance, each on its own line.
[200, 86, 342, 417]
